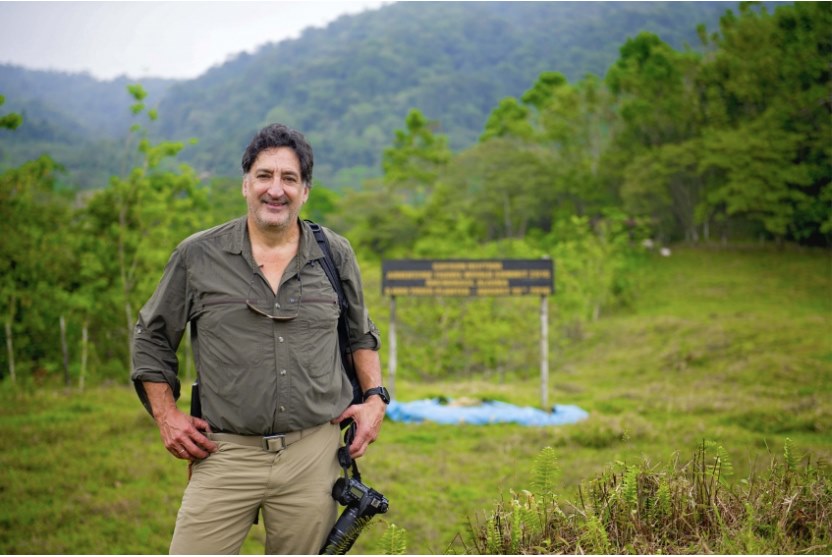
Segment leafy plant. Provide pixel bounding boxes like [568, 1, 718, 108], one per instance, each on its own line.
[469, 440, 831, 554]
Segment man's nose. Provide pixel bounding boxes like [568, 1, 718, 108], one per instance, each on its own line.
[266, 177, 285, 196]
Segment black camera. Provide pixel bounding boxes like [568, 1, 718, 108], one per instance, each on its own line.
[320, 475, 389, 554]
[319, 464, 388, 554]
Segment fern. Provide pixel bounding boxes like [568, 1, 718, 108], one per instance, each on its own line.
[378, 522, 408, 555]
[319, 516, 372, 555]
[578, 514, 612, 554]
[651, 476, 672, 522]
[621, 465, 639, 509]
[704, 440, 734, 485]
[484, 511, 502, 553]
[517, 490, 543, 535]
[532, 446, 560, 498]
[510, 498, 522, 553]
[783, 437, 797, 473]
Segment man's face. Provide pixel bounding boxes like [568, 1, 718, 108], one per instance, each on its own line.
[242, 147, 309, 234]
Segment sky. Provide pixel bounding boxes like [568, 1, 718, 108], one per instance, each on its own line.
[0, 1, 388, 81]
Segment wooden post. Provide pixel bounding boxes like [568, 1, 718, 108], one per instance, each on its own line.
[540, 295, 549, 410]
[388, 296, 397, 400]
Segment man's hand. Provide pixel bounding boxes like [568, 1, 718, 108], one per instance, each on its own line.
[333, 396, 386, 459]
[143, 382, 218, 461]
[156, 407, 217, 461]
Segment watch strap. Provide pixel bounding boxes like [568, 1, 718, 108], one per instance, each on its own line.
[363, 386, 390, 404]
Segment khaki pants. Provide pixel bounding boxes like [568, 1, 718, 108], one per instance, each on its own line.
[169, 422, 341, 554]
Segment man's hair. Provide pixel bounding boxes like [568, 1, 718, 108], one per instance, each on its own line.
[241, 123, 314, 186]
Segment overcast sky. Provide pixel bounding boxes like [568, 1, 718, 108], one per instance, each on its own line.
[0, 1, 388, 80]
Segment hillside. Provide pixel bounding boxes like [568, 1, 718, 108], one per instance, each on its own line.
[0, 1, 754, 189]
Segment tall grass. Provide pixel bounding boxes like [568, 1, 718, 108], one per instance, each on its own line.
[466, 440, 831, 554]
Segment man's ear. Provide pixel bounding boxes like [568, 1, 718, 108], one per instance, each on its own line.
[241, 176, 248, 197]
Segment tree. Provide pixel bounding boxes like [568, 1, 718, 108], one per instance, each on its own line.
[339, 109, 451, 258]
[698, 115, 812, 240]
[0, 155, 69, 382]
[0, 94, 23, 130]
[695, 2, 831, 243]
[78, 84, 204, 377]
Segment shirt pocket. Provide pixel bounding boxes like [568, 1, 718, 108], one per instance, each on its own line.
[196, 297, 269, 369]
[296, 295, 340, 378]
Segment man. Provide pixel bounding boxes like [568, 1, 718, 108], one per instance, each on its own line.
[131, 123, 387, 554]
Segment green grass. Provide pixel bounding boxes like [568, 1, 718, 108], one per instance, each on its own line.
[1, 246, 830, 554]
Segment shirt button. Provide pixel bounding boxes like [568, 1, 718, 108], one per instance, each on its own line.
[278, 336, 284, 342]
[280, 369, 287, 376]
[279, 405, 286, 412]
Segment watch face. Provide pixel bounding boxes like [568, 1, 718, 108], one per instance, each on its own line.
[378, 387, 390, 403]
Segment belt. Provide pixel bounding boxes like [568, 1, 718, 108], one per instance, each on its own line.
[209, 423, 324, 453]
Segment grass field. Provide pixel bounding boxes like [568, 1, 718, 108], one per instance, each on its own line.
[1, 245, 830, 554]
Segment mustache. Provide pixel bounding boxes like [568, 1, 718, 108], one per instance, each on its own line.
[260, 194, 289, 204]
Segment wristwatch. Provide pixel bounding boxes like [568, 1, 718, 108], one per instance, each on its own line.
[363, 386, 391, 405]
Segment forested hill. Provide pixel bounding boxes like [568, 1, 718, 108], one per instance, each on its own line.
[0, 1, 774, 189]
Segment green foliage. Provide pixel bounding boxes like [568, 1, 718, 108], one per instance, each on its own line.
[377, 522, 408, 555]
[0, 153, 73, 382]
[470, 440, 831, 554]
[702, 439, 735, 486]
[0, 94, 22, 130]
[531, 446, 560, 498]
[336, 109, 452, 259]
[0, 84, 204, 383]
[480, 97, 533, 142]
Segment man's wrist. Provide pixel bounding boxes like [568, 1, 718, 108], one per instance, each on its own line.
[362, 386, 390, 405]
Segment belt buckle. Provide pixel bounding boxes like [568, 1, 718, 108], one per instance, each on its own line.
[262, 434, 286, 452]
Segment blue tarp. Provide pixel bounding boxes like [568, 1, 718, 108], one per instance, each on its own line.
[386, 398, 589, 426]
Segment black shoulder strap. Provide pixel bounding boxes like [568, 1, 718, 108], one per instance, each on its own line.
[306, 220, 362, 407]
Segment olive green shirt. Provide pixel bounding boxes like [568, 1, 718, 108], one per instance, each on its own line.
[131, 217, 380, 435]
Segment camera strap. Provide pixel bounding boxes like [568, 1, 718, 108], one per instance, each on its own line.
[338, 422, 361, 483]
[306, 220, 363, 412]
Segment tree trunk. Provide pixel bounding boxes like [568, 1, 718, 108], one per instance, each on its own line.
[125, 300, 134, 381]
[80, 319, 88, 391]
[503, 192, 512, 239]
[4, 318, 14, 383]
[60, 315, 70, 386]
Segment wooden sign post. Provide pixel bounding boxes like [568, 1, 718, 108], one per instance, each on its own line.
[382, 258, 554, 408]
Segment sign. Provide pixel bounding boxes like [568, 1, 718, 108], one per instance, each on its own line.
[382, 259, 554, 297]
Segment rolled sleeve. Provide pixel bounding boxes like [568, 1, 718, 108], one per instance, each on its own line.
[327, 231, 381, 353]
[131, 248, 190, 415]
[350, 316, 381, 351]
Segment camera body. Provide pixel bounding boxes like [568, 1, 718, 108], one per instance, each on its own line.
[319, 476, 389, 555]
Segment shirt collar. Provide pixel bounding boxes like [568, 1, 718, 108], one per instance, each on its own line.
[224, 216, 325, 265]
[298, 219, 326, 266]
[224, 216, 247, 255]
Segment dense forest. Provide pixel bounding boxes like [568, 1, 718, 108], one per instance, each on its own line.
[1, 2, 756, 190]
[0, 1, 829, 385]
